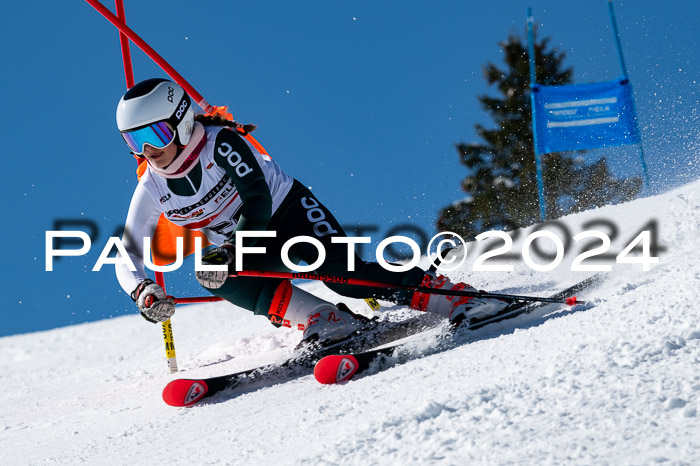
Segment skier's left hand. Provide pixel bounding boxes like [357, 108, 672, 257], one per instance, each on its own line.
[196, 242, 236, 289]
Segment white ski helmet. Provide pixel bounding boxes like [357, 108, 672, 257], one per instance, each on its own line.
[116, 78, 195, 153]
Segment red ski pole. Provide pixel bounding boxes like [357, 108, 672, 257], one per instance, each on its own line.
[234, 270, 585, 305]
[84, 0, 212, 112]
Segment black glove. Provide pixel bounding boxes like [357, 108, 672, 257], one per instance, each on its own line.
[195, 241, 236, 289]
[131, 279, 175, 323]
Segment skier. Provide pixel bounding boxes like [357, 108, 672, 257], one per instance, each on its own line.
[115, 78, 510, 346]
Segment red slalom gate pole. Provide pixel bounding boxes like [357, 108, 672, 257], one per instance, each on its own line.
[84, 0, 212, 112]
[234, 270, 585, 305]
[114, 0, 134, 89]
[90, 0, 218, 372]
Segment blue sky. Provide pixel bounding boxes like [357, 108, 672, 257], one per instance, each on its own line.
[2, 0, 698, 336]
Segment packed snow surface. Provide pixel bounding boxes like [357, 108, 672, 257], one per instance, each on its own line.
[2, 181, 699, 465]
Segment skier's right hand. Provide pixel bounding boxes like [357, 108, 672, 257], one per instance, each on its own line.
[195, 242, 236, 289]
[131, 279, 175, 323]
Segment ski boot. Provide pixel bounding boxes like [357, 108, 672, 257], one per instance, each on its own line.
[267, 281, 368, 349]
[301, 302, 369, 347]
[411, 271, 510, 326]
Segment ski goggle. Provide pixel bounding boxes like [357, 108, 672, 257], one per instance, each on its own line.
[121, 121, 176, 155]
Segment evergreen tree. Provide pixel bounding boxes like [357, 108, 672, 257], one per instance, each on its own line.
[437, 32, 641, 239]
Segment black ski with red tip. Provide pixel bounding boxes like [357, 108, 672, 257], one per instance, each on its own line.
[162, 313, 444, 406]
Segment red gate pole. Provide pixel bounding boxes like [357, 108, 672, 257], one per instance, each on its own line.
[154, 271, 178, 373]
[114, 0, 134, 89]
[84, 0, 212, 112]
[108, 0, 179, 372]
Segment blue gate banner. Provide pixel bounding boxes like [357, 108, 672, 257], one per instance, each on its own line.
[532, 78, 641, 154]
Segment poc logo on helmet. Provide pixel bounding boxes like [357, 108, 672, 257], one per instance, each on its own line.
[175, 99, 189, 119]
[218, 142, 253, 177]
[167, 86, 174, 103]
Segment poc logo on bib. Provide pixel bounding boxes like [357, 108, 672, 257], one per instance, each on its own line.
[218, 142, 253, 177]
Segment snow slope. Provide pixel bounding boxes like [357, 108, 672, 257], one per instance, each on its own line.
[2, 181, 699, 465]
